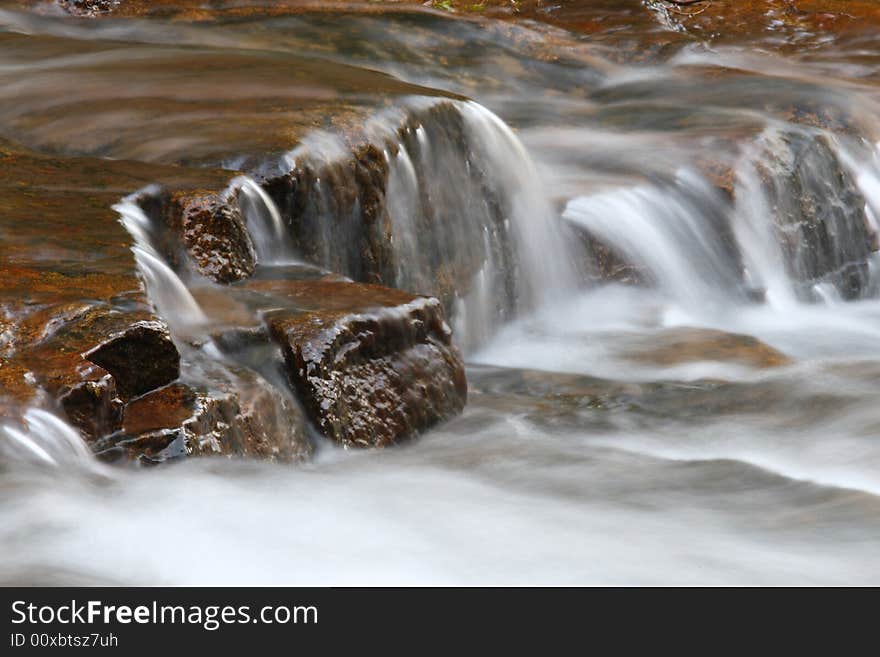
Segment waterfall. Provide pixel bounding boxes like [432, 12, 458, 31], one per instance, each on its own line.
[734, 127, 878, 301]
[1, 409, 100, 471]
[564, 126, 880, 315]
[114, 197, 207, 330]
[233, 175, 296, 265]
[730, 133, 798, 309]
[459, 101, 579, 308]
[267, 99, 578, 351]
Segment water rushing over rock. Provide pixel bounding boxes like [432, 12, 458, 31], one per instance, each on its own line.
[565, 171, 745, 312]
[0, 408, 97, 471]
[244, 99, 579, 351]
[5, 1, 880, 585]
[235, 175, 294, 266]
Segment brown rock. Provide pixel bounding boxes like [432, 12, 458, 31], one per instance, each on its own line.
[58, 372, 124, 439]
[104, 376, 311, 464]
[121, 382, 197, 435]
[264, 280, 467, 448]
[84, 320, 180, 400]
[166, 190, 256, 284]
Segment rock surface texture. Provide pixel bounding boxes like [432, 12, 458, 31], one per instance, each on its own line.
[263, 281, 467, 447]
[0, 138, 312, 464]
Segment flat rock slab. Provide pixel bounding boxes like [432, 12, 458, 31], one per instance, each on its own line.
[0, 25, 450, 167]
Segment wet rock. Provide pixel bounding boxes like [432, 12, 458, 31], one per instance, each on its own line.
[56, 0, 120, 16]
[266, 143, 396, 288]
[84, 320, 180, 400]
[0, 137, 300, 464]
[263, 280, 467, 448]
[7, 303, 156, 440]
[257, 100, 517, 329]
[58, 372, 124, 439]
[756, 131, 876, 299]
[645, 0, 880, 49]
[121, 383, 198, 436]
[166, 190, 256, 283]
[572, 224, 646, 286]
[100, 375, 311, 464]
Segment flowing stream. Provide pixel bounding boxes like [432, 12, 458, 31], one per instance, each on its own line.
[2, 4, 880, 585]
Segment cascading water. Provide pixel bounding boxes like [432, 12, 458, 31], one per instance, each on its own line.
[1, 409, 100, 472]
[113, 195, 208, 330]
[261, 99, 579, 351]
[234, 175, 295, 266]
[564, 169, 745, 315]
[6, 4, 880, 586]
[459, 102, 580, 309]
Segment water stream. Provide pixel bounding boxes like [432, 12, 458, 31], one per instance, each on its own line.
[2, 4, 880, 585]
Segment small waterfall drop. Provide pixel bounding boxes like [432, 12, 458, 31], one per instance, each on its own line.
[234, 175, 295, 265]
[459, 101, 579, 308]
[564, 169, 743, 313]
[730, 132, 799, 309]
[1, 409, 99, 471]
[114, 197, 207, 329]
[563, 125, 880, 316]
[734, 127, 877, 302]
[263, 99, 580, 351]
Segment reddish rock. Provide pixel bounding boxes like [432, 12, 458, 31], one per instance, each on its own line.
[166, 190, 257, 284]
[121, 383, 197, 435]
[104, 376, 311, 464]
[264, 280, 467, 448]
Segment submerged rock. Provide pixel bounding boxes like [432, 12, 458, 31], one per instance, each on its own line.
[622, 328, 792, 369]
[264, 280, 467, 448]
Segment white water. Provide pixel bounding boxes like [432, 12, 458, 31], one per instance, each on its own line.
[1, 409, 102, 472]
[564, 171, 742, 312]
[266, 99, 578, 351]
[460, 101, 579, 309]
[234, 175, 294, 265]
[3, 383, 879, 585]
[114, 198, 208, 329]
[6, 8, 880, 586]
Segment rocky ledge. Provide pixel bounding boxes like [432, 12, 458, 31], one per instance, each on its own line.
[0, 128, 469, 464]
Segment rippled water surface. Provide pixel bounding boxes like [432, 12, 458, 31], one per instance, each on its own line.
[3, 2, 880, 585]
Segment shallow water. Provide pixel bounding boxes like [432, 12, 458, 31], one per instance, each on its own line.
[3, 4, 880, 585]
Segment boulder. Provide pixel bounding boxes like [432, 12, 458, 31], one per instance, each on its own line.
[262, 280, 467, 448]
[165, 190, 257, 284]
[84, 320, 181, 400]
